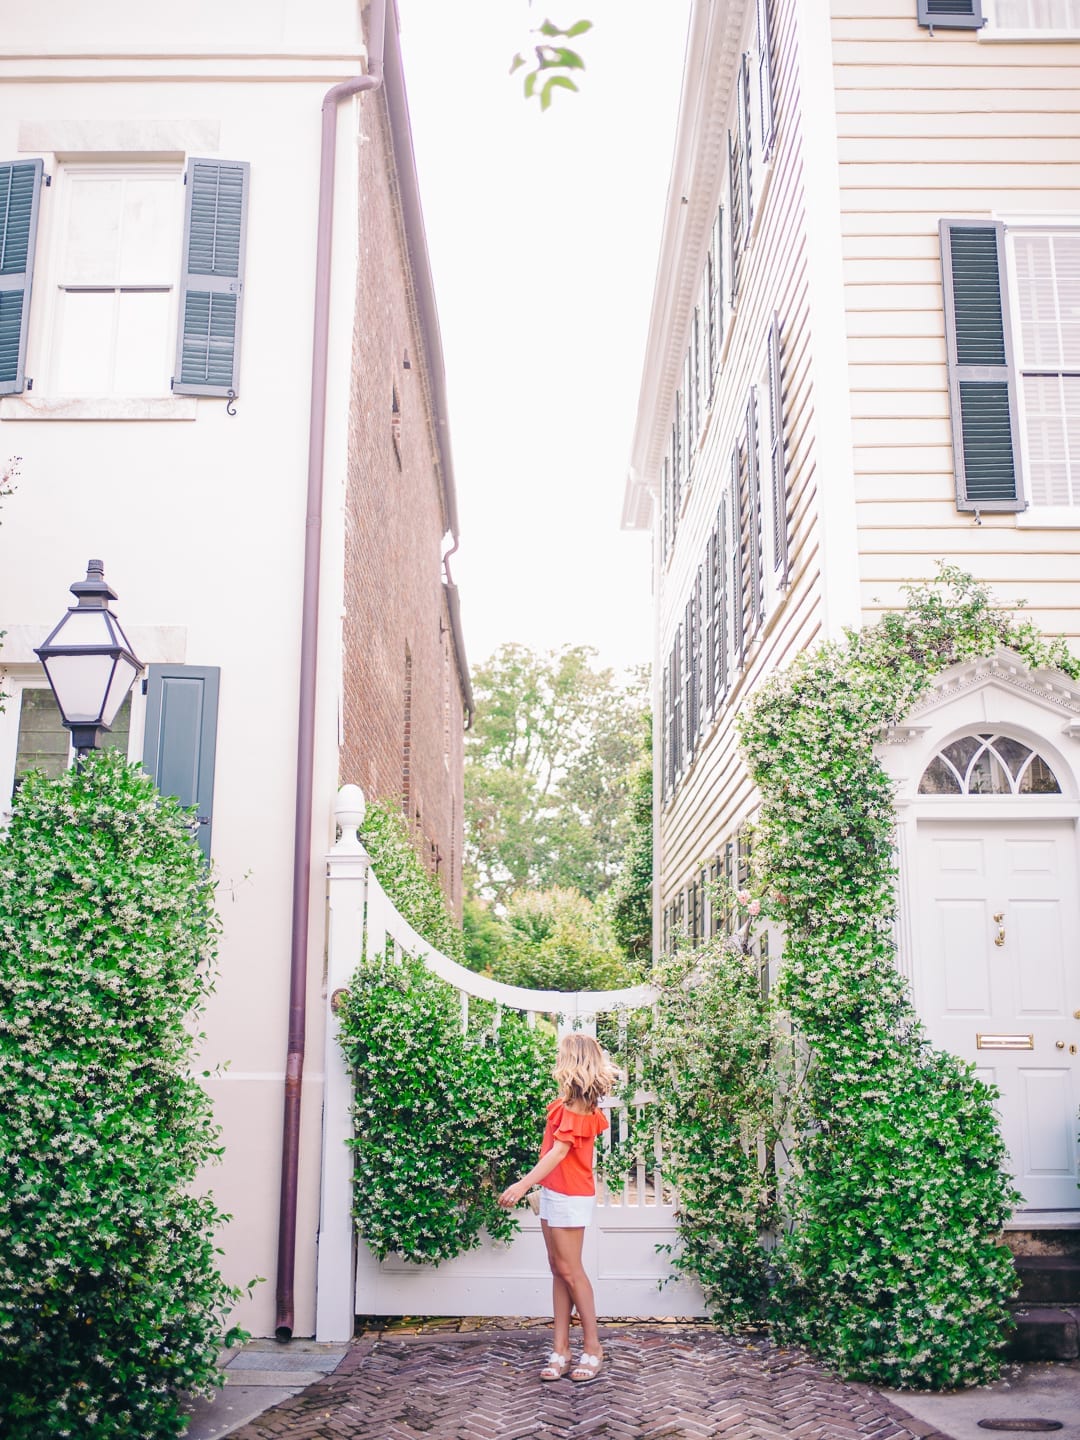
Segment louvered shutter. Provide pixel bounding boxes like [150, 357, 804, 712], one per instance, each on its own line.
[729, 445, 746, 665]
[728, 130, 742, 305]
[940, 219, 1024, 510]
[738, 54, 754, 246]
[661, 457, 670, 562]
[661, 662, 670, 802]
[746, 389, 764, 632]
[713, 207, 726, 362]
[669, 633, 682, 786]
[0, 159, 43, 397]
[142, 664, 221, 859]
[756, 0, 775, 162]
[173, 159, 250, 397]
[704, 528, 718, 714]
[684, 594, 696, 761]
[917, 0, 983, 27]
[716, 499, 729, 700]
[767, 313, 790, 581]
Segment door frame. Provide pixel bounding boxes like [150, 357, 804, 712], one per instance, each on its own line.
[877, 648, 1080, 1226]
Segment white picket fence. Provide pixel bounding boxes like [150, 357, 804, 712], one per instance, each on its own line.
[315, 786, 707, 1341]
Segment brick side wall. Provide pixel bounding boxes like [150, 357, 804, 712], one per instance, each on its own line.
[341, 89, 466, 917]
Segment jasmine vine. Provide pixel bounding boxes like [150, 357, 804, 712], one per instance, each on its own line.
[734, 568, 1071, 1388]
[337, 950, 555, 1261]
[0, 751, 244, 1439]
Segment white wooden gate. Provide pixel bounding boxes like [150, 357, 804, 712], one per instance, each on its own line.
[316, 787, 706, 1341]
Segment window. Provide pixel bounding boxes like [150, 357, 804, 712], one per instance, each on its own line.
[12, 687, 131, 794]
[918, 733, 1061, 795]
[1010, 229, 1080, 511]
[47, 165, 184, 398]
[0, 153, 248, 404]
[985, 0, 1079, 29]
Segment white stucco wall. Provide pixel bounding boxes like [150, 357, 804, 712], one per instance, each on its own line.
[0, 0, 370, 1335]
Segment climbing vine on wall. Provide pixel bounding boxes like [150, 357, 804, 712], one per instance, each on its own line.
[732, 568, 1077, 1389]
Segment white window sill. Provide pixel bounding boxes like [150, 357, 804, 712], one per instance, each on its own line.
[1015, 506, 1080, 528]
[0, 396, 197, 421]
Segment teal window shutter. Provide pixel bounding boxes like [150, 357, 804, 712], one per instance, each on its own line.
[142, 664, 221, 859]
[940, 219, 1024, 511]
[917, 0, 983, 27]
[173, 159, 249, 398]
[0, 159, 44, 397]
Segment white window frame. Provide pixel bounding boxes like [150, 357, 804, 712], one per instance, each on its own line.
[0, 673, 143, 819]
[36, 160, 184, 403]
[980, 0, 1080, 39]
[1001, 217, 1080, 527]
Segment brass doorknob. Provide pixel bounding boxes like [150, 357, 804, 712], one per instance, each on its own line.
[1056, 1040, 1066, 1050]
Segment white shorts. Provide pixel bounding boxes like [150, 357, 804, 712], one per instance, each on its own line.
[539, 1188, 595, 1228]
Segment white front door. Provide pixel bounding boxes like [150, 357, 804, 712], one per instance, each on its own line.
[917, 818, 1080, 1214]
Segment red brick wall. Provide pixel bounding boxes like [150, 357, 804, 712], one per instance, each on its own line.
[341, 90, 466, 917]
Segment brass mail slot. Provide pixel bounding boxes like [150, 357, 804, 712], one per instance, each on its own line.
[976, 1033, 1034, 1051]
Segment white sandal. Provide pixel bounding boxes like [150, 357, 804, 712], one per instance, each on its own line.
[539, 1349, 571, 1381]
[570, 1351, 603, 1383]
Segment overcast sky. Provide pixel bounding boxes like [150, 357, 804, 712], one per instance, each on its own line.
[396, 0, 690, 677]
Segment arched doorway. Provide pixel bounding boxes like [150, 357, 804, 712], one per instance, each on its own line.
[881, 652, 1080, 1223]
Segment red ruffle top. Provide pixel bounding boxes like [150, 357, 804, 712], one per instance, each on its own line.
[540, 1099, 609, 1197]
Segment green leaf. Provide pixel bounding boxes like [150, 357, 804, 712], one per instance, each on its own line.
[540, 74, 579, 109]
[509, 52, 526, 74]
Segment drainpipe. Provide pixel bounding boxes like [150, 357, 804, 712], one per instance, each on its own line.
[275, 0, 387, 1343]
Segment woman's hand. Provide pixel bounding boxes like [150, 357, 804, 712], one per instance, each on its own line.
[498, 1180, 528, 1208]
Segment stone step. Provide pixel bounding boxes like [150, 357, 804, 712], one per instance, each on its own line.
[1013, 1253, 1080, 1304]
[1006, 1305, 1080, 1362]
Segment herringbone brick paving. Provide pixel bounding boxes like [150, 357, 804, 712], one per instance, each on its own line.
[227, 1327, 953, 1440]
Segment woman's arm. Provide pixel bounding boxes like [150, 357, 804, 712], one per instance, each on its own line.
[498, 1140, 570, 1207]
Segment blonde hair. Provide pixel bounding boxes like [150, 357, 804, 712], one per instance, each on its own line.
[554, 1033, 619, 1110]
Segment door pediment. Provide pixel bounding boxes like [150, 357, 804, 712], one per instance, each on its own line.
[878, 649, 1080, 802]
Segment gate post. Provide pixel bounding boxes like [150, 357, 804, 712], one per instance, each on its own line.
[315, 784, 369, 1342]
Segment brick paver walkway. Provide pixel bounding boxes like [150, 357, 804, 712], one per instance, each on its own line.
[227, 1326, 952, 1440]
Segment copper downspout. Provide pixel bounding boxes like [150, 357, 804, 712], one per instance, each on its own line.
[275, 0, 387, 1342]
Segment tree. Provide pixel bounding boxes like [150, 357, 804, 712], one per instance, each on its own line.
[464, 643, 648, 906]
[497, 886, 634, 991]
[609, 714, 653, 966]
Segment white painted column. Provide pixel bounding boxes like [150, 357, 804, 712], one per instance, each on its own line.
[315, 785, 369, 1343]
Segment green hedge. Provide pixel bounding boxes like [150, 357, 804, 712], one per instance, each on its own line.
[0, 752, 243, 1439]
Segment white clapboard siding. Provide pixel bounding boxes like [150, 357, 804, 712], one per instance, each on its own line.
[656, 0, 828, 903]
[831, 0, 1080, 641]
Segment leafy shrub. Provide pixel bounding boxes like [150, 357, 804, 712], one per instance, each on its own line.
[338, 949, 555, 1261]
[0, 751, 242, 1439]
[360, 800, 464, 963]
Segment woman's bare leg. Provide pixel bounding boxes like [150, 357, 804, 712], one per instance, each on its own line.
[547, 1225, 600, 1358]
[541, 1219, 574, 1356]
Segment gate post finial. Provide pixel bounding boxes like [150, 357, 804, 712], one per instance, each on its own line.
[334, 783, 369, 856]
